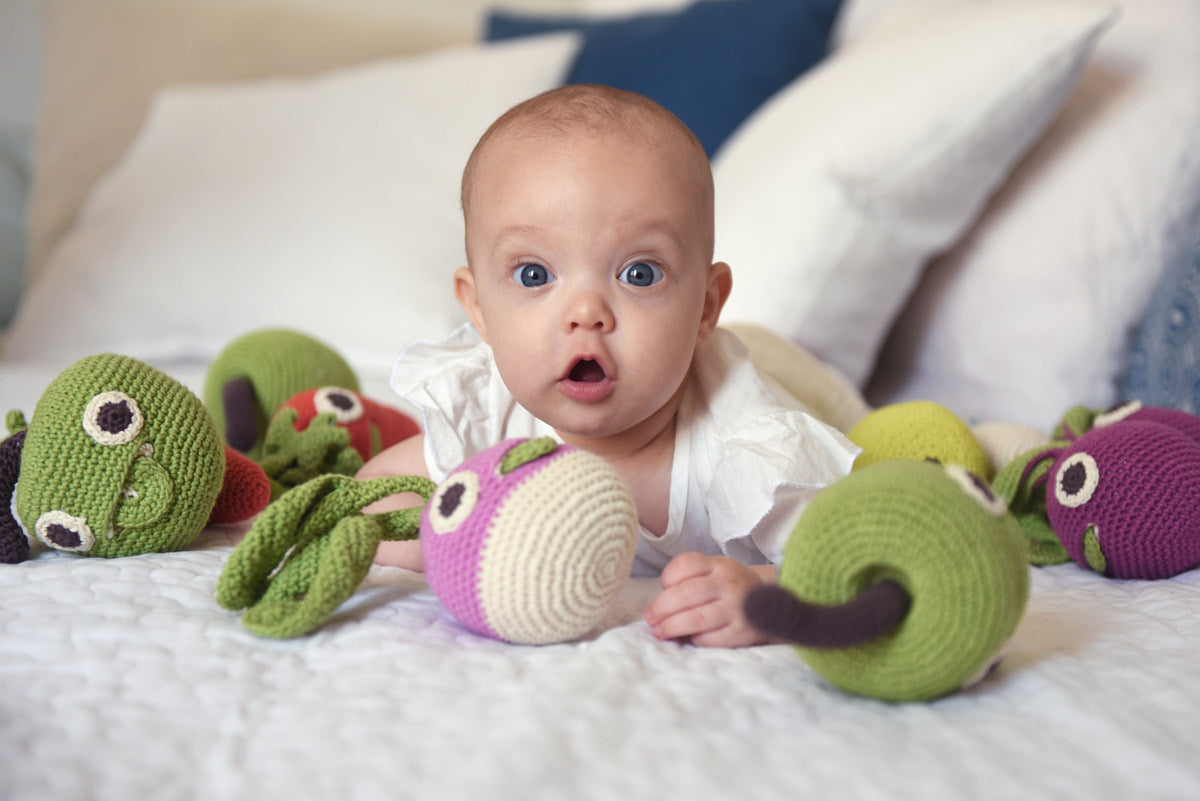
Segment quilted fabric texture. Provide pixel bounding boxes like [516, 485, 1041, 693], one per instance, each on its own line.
[2, 545, 1199, 800]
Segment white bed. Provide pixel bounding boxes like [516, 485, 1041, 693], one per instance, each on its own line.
[2, 0, 1200, 799]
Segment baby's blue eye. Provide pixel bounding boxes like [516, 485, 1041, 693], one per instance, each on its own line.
[512, 264, 554, 288]
[618, 261, 663, 287]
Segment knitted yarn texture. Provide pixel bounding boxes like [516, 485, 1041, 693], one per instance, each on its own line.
[776, 459, 1030, 701]
[848, 400, 991, 479]
[1043, 419, 1200, 579]
[203, 328, 360, 460]
[421, 438, 639, 645]
[14, 353, 225, 558]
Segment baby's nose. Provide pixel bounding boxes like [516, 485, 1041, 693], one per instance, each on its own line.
[565, 288, 615, 332]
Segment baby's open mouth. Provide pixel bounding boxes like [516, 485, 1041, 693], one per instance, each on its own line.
[568, 359, 606, 383]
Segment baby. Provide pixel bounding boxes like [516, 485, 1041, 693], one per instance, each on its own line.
[359, 84, 858, 647]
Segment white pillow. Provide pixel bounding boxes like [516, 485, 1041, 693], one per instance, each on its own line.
[864, 0, 1200, 430]
[714, 0, 1116, 387]
[2, 33, 581, 367]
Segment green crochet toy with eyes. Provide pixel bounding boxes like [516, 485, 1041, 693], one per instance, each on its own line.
[1, 353, 270, 563]
[745, 459, 1030, 702]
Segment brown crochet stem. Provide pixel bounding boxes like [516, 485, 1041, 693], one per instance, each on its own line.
[0, 430, 29, 564]
[743, 579, 911, 649]
[222, 376, 260, 453]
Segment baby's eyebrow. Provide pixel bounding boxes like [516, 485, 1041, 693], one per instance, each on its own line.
[493, 224, 545, 248]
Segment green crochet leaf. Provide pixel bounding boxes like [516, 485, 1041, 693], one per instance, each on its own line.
[990, 443, 1070, 566]
[217, 472, 435, 637]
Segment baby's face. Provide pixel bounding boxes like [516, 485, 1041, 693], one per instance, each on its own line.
[458, 127, 724, 443]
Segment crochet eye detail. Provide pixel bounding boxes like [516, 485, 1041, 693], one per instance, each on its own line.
[618, 261, 663, 287]
[313, 386, 364, 424]
[82, 391, 144, 446]
[427, 470, 480, 535]
[513, 263, 554, 288]
[1055, 452, 1100, 508]
[34, 510, 95, 553]
[944, 463, 1006, 516]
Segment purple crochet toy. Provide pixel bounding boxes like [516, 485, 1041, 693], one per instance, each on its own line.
[420, 437, 638, 645]
[1011, 401, 1200, 579]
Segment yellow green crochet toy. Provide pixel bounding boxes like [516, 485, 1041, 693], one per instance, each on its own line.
[1, 353, 270, 563]
[848, 400, 991, 478]
[744, 459, 1030, 702]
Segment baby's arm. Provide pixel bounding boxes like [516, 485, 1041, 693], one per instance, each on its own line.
[356, 434, 429, 571]
[643, 552, 777, 648]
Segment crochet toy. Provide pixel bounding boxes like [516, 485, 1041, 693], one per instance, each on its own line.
[259, 386, 419, 497]
[203, 328, 360, 461]
[993, 400, 1200, 579]
[848, 400, 991, 479]
[1, 354, 270, 563]
[421, 438, 638, 644]
[218, 437, 639, 645]
[744, 459, 1030, 702]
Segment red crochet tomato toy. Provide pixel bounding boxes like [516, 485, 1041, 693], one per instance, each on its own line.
[279, 386, 419, 461]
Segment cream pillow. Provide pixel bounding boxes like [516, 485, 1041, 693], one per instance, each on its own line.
[26, 0, 475, 286]
[4, 34, 581, 367]
[714, 0, 1116, 386]
[864, 0, 1200, 429]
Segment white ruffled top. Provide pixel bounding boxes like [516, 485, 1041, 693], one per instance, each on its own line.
[391, 325, 859, 577]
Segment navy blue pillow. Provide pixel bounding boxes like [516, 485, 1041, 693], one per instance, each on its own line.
[486, 0, 844, 157]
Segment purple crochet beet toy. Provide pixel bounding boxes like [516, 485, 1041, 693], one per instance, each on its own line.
[420, 437, 638, 645]
[999, 401, 1200, 579]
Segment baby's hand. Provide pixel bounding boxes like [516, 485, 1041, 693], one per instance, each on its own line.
[643, 552, 776, 648]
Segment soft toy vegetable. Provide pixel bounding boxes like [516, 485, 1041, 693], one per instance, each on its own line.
[259, 386, 420, 497]
[203, 328, 360, 461]
[421, 438, 638, 644]
[744, 459, 1030, 702]
[993, 400, 1200, 579]
[218, 437, 639, 645]
[848, 400, 991, 479]
[1, 354, 270, 563]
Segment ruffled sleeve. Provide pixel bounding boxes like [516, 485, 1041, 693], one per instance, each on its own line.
[689, 329, 860, 566]
[708, 410, 859, 565]
[390, 324, 553, 481]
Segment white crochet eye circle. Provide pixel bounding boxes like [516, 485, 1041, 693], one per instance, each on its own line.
[428, 470, 480, 535]
[82, 391, 143, 446]
[1055, 452, 1100, 508]
[1093, 400, 1142, 429]
[945, 463, 1006, 516]
[35, 510, 95, 553]
[313, 386, 364, 424]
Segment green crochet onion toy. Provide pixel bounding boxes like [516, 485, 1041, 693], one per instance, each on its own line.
[1, 353, 270, 563]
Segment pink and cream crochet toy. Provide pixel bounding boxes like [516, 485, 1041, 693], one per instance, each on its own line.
[421, 438, 638, 645]
[218, 437, 638, 645]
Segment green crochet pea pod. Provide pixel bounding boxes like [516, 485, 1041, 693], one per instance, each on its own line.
[746, 459, 1030, 702]
[217, 473, 434, 638]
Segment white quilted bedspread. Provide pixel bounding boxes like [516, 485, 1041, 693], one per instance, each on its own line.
[3, 537, 1199, 801]
[2, 363, 1199, 801]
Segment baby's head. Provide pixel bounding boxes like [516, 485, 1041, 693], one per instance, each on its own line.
[454, 84, 731, 447]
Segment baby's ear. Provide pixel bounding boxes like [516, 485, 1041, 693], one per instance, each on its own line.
[453, 267, 489, 342]
[700, 261, 733, 339]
